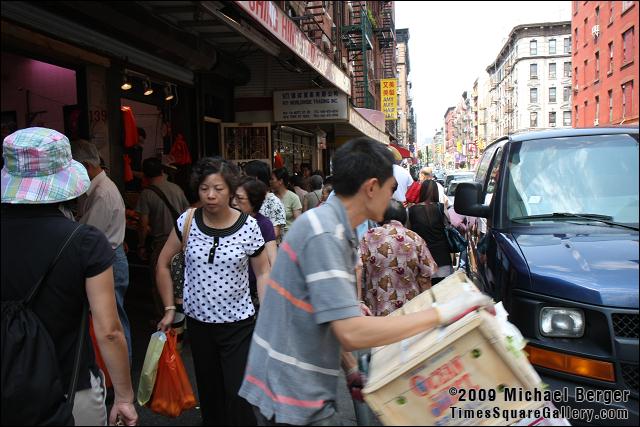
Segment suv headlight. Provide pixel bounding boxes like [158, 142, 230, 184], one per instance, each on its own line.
[540, 307, 585, 337]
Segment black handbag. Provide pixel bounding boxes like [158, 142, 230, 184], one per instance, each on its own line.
[439, 204, 468, 253]
[170, 208, 196, 300]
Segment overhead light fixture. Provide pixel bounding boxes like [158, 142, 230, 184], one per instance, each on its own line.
[164, 84, 174, 101]
[143, 78, 153, 96]
[121, 74, 132, 91]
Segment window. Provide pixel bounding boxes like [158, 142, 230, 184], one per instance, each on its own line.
[623, 1, 634, 12]
[530, 63, 538, 79]
[574, 28, 579, 50]
[575, 105, 579, 126]
[622, 82, 633, 118]
[564, 37, 572, 54]
[575, 67, 579, 86]
[530, 87, 538, 103]
[564, 61, 572, 77]
[530, 112, 538, 127]
[583, 18, 588, 45]
[549, 111, 557, 127]
[530, 40, 538, 55]
[583, 60, 588, 86]
[549, 87, 557, 103]
[549, 62, 557, 79]
[595, 96, 600, 123]
[622, 27, 634, 64]
[564, 86, 571, 102]
[608, 89, 613, 122]
[595, 52, 600, 80]
[595, 6, 600, 26]
[584, 100, 588, 125]
[549, 39, 557, 54]
[564, 110, 572, 126]
[609, 1, 614, 24]
[608, 42, 614, 73]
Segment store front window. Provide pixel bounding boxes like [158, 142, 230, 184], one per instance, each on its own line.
[272, 126, 315, 175]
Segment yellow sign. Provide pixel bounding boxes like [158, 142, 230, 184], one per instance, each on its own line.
[380, 79, 398, 120]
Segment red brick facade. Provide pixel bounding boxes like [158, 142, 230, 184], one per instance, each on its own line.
[572, 1, 639, 126]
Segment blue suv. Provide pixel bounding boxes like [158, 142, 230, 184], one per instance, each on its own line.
[454, 127, 638, 425]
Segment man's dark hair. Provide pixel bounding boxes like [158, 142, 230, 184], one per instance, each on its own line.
[309, 175, 323, 190]
[142, 157, 162, 178]
[191, 157, 240, 195]
[332, 138, 394, 196]
[272, 168, 291, 188]
[382, 199, 407, 225]
[137, 127, 146, 139]
[291, 174, 305, 188]
[244, 160, 271, 187]
[237, 176, 268, 214]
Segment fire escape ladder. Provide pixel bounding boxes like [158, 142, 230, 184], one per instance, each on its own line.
[340, 1, 374, 108]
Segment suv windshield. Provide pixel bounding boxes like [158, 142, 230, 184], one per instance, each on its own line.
[507, 134, 639, 225]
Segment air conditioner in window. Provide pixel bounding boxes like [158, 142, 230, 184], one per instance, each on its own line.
[573, 84, 579, 92]
[594, 118, 599, 126]
[592, 25, 600, 38]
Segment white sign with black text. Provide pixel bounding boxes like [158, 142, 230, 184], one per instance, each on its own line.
[274, 89, 348, 122]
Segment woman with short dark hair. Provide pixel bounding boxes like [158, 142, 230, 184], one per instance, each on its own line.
[156, 157, 270, 425]
[233, 176, 277, 308]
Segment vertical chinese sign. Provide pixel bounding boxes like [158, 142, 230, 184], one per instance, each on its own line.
[380, 78, 397, 120]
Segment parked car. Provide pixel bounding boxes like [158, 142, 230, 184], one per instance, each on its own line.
[444, 170, 475, 189]
[454, 127, 639, 425]
[446, 176, 474, 207]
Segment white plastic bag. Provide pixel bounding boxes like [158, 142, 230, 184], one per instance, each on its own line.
[137, 331, 167, 406]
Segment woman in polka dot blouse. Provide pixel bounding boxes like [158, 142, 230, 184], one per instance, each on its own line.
[156, 157, 270, 425]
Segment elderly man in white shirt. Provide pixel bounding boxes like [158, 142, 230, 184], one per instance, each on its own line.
[422, 167, 449, 206]
[72, 139, 131, 359]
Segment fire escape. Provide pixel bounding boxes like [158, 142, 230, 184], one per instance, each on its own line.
[296, 2, 334, 58]
[341, 1, 375, 108]
[376, 1, 397, 138]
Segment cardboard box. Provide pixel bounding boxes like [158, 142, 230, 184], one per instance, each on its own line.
[363, 273, 542, 426]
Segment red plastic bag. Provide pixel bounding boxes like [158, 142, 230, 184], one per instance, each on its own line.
[149, 330, 197, 417]
[405, 180, 421, 203]
[89, 315, 113, 388]
[169, 134, 192, 166]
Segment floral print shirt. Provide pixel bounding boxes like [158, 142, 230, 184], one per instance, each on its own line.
[259, 192, 286, 228]
[360, 220, 438, 316]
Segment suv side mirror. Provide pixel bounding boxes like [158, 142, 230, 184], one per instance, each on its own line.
[454, 182, 491, 218]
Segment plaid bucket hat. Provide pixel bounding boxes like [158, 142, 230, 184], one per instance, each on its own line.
[1, 127, 90, 204]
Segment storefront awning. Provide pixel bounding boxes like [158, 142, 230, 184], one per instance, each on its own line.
[390, 143, 412, 158]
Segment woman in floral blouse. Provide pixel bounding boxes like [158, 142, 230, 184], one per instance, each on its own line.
[359, 200, 438, 316]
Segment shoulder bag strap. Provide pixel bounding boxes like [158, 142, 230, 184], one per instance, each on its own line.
[147, 185, 181, 236]
[25, 224, 82, 306]
[181, 208, 196, 251]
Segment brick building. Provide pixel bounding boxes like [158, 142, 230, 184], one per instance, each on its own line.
[572, 1, 639, 126]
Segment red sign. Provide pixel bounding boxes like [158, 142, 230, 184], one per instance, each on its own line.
[235, 1, 351, 95]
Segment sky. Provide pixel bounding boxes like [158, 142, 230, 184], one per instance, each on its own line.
[395, 1, 572, 145]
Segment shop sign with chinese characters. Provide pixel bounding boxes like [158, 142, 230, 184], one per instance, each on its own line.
[381, 79, 398, 120]
[274, 89, 348, 122]
[235, 1, 351, 94]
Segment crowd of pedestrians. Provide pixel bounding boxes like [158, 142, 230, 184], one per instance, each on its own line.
[1, 127, 487, 426]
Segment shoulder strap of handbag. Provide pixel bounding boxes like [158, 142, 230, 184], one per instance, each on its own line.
[181, 208, 196, 251]
[147, 185, 180, 236]
[22, 224, 87, 404]
[437, 202, 451, 227]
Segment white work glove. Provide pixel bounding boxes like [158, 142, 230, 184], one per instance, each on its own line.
[435, 290, 494, 326]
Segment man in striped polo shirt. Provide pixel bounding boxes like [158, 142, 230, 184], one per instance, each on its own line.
[239, 137, 492, 426]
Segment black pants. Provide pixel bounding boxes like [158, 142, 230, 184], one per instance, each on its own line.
[188, 315, 257, 426]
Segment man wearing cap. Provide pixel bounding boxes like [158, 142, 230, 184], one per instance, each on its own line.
[72, 139, 132, 360]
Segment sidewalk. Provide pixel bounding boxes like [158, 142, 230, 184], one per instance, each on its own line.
[123, 263, 366, 425]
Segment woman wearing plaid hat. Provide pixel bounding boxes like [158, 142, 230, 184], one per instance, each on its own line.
[1, 127, 137, 426]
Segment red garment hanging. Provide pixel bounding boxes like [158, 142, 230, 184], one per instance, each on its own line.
[121, 106, 138, 148]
